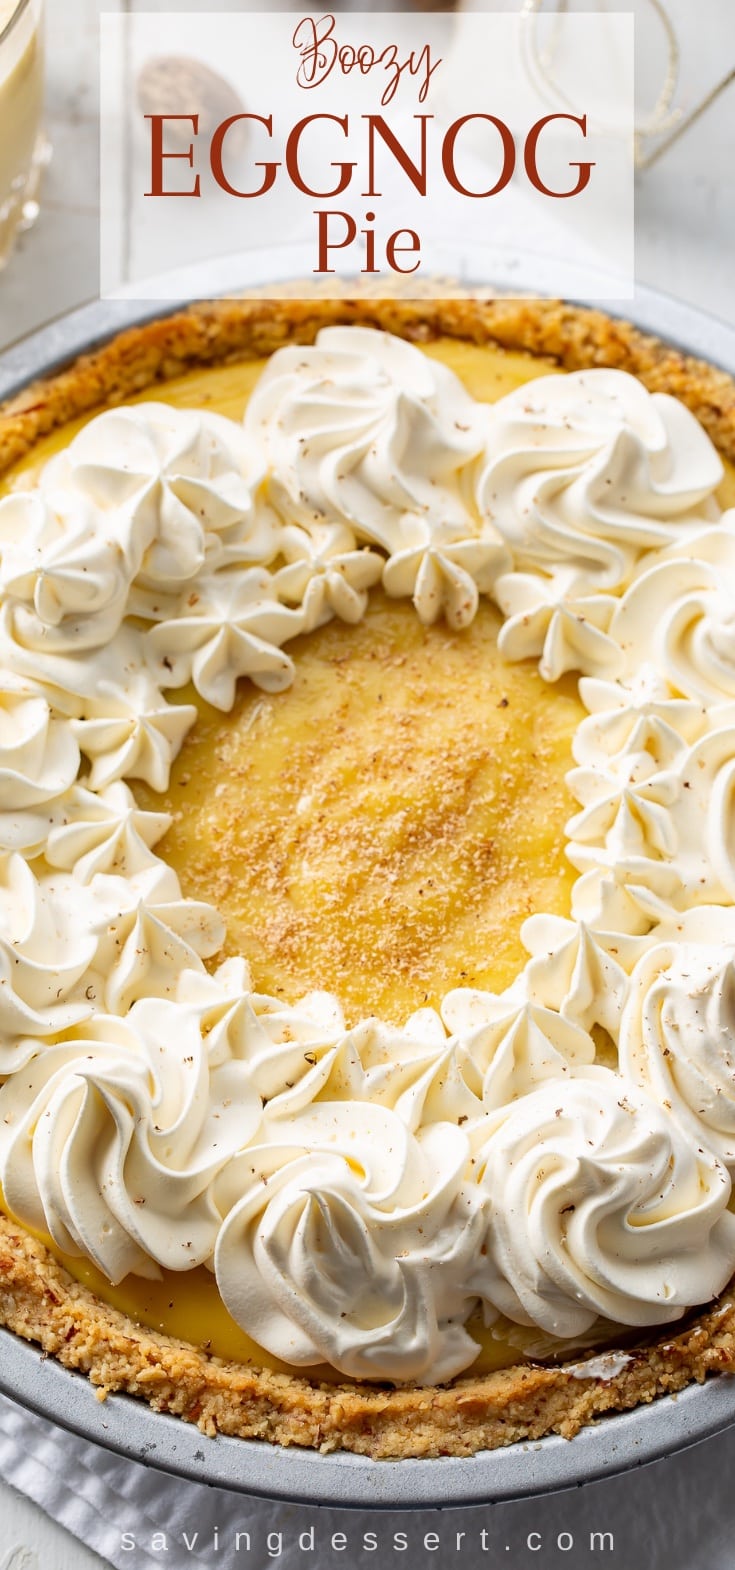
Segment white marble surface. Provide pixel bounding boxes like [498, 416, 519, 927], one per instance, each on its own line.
[0, 4, 733, 1568]
[0, 1492, 108, 1570]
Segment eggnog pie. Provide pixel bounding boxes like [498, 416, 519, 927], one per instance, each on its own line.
[1, 298, 735, 1459]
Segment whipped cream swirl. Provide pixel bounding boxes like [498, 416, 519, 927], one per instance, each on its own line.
[494, 567, 622, 683]
[472, 1069, 735, 1337]
[476, 369, 722, 593]
[0, 999, 263, 1282]
[612, 521, 735, 703]
[0, 675, 80, 850]
[620, 938, 735, 1169]
[245, 326, 510, 628]
[245, 326, 488, 543]
[214, 1105, 482, 1382]
[0, 856, 102, 1062]
[441, 981, 595, 1108]
[42, 402, 276, 588]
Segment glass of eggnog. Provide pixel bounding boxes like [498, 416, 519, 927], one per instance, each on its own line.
[0, 0, 47, 269]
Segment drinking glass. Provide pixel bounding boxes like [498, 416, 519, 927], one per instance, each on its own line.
[0, 0, 48, 270]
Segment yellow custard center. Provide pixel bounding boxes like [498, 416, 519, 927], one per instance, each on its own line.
[137, 594, 583, 1026]
[4, 339, 735, 1378]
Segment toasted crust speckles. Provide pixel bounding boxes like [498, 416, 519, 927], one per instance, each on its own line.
[2, 297, 735, 477]
[2, 1214, 735, 1459]
[2, 295, 735, 1458]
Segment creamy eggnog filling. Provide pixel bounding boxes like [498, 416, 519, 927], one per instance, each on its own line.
[1, 332, 735, 1384]
[136, 593, 582, 1026]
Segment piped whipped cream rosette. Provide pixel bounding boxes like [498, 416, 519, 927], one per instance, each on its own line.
[180, 970, 371, 1123]
[611, 520, 735, 703]
[493, 566, 623, 683]
[213, 1104, 484, 1383]
[565, 694, 735, 921]
[0, 327, 734, 1384]
[273, 521, 384, 628]
[244, 325, 511, 629]
[0, 856, 99, 1061]
[619, 916, 735, 1171]
[145, 567, 307, 709]
[44, 781, 172, 883]
[71, 662, 197, 792]
[244, 326, 488, 541]
[475, 369, 723, 594]
[520, 913, 638, 1040]
[0, 999, 263, 1283]
[571, 666, 708, 769]
[0, 673, 80, 851]
[85, 862, 224, 1014]
[469, 1069, 735, 1339]
[565, 725, 684, 893]
[0, 852, 224, 1043]
[441, 980, 596, 1110]
[0, 489, 137, 644]
[40, 402, 280, 586]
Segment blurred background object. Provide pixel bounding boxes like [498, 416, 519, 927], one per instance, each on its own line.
[516, 0, 734, 170]
[0, 0, 49, 270]
[137, 55, 247, 152]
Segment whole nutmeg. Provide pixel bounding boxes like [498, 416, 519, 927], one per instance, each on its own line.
[137, 56, 247, 153]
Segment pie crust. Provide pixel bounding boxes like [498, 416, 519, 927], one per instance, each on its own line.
[1, 295, 735, 1461]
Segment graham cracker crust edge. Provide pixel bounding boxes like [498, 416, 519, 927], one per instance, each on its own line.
[1, 296, 735, 477]
[3, 1214, 735, 1460]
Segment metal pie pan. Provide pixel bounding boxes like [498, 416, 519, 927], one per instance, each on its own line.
[2, 1325, 735, 1507]
[1, 279, 735, 1507]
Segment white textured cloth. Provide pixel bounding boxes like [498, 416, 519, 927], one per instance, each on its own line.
[0, 1392, 734, 1569]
